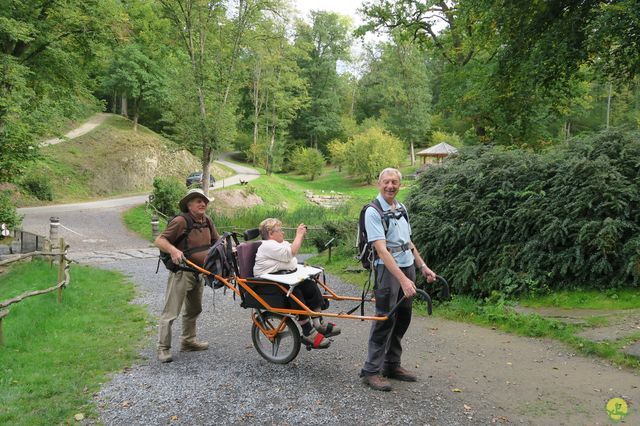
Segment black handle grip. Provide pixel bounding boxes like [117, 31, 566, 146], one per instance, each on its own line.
[416, 288, 433, 315]
[435, 275, 451, 300]
[388, 287, 433, 317]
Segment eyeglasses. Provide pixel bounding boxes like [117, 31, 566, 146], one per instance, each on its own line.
[271, 228, 284, 234]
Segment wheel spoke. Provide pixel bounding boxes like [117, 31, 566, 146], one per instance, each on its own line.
[251, 312, 301, 364]
[271, 336, 281, 356]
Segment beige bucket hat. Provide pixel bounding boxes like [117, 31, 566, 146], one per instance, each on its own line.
[179, 188, 213, 213]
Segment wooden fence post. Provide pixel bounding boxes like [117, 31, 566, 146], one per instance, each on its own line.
[57, 238, 65, 304]
[0, 309, 8, 347]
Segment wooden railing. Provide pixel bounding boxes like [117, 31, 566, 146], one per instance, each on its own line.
[0, 238, 72, 346]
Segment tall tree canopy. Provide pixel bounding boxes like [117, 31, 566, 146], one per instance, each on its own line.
[291, 11, 352, 150]
[0, 0, 123, 181]
[359, 0, 640, 146]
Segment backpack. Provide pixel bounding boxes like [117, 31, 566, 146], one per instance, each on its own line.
[202, 232, 239, 288]
[356, 198, 409, 270]
[158, 213, 216, 273]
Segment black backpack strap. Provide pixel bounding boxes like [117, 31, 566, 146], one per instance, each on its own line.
[396, 202, 409, 226]
[171, 213, 194, 251]
[368, 199, 389, 232]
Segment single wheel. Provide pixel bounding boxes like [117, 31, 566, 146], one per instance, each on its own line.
[251, 311, 301, 364]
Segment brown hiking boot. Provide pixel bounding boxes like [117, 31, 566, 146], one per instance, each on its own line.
[157, 349, 173, 363]
[382, 366, 417, 382]
[180, 340, 209, 352]
[362, 374, 392, 392]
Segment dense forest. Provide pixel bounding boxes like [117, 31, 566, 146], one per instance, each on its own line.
[2, 0, 639, 294]
[1, 1, 639, 199]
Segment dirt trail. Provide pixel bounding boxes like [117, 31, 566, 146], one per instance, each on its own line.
[403, 316, 639, 424]
[41, 112, 110, 146]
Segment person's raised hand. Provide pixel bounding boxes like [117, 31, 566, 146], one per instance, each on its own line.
[296, 223, 307, 237]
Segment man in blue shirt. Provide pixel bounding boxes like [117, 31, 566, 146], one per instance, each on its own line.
[360, 168, 437, 391]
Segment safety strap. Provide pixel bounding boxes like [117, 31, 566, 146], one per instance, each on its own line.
[387, 243, 410, 254]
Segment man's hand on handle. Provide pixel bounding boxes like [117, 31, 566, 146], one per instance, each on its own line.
[420, 265, 437, 283]
[171, 249, 184, 266]
[399, 275, 417, 298]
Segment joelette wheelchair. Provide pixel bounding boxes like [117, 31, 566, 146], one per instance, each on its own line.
[183, 229, 447, 364]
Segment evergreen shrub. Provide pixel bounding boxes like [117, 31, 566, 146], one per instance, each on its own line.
[407, 129, 640, 297]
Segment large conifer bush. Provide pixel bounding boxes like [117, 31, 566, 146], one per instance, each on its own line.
[407, 130, 640, 297]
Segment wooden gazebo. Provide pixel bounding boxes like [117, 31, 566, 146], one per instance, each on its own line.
[416, 142, 459, 164]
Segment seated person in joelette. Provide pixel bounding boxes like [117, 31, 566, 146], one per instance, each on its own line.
[254, 218, 340, 348]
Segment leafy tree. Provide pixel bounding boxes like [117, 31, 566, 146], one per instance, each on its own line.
[0, 190, 21, 230]
[431, 130, 461, 147]
[291, 147, 325, 180]
[344, 126, 404, 183]
[102, 44, 166, 132]
[291, 11, 352, 150]
[327, 139, 347, 171]
[356, 34, 432, 164]
[358, 1, 640, 147]
[1, 0, 123, 183]
[246, 12, 309, 174]
[159, 0, 275, 192]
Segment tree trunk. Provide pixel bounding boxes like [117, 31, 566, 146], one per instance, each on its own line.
[132, 97, 141, 132]
[267, 128, 276, 176]
[410, 141, 415, 166]
[252, 63, 262, 165]
[202, 146, 213, 194]
[606, 81, 612, 128]
[120, 94, 128, 117]
[564, 121, 571, 140]
[111, 92, 117, 113]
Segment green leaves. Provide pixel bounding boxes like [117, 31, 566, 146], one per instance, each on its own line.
[407, 129, 640, 297]
[291, 147, 325, 181]
[343, 126, 404, 184]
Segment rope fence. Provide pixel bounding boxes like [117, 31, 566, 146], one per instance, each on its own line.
[0, 238, 72, 346]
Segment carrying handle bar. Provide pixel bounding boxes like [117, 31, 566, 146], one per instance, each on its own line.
[435, 275, 451, 300]
[387, 288, 433, 318]
[386, 274, 451, 318]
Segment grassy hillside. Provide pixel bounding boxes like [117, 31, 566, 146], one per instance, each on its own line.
[15, 115, 234, 206]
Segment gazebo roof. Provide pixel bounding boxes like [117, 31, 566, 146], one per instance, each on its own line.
[416, 142, 459, 157]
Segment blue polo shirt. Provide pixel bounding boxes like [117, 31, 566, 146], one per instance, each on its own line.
[364, 194, 415, 267]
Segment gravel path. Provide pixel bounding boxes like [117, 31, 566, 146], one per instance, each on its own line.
[94, 258, 485, 425]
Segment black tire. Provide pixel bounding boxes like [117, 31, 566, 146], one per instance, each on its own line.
[251, 311, 301, 364]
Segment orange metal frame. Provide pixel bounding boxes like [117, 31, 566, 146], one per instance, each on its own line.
[184, 259, 387, 322]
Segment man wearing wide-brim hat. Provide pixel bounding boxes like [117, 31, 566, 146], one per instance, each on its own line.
[155, 188, 220, 363]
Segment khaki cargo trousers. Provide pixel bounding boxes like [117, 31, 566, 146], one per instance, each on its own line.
[157, 270, 204, 351]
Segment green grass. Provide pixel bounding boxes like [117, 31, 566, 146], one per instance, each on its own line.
[123, 204, 157, 242]
[0, 260, 150, 424]
[518, 289, 640, 310]
[17, 114, 232, 206]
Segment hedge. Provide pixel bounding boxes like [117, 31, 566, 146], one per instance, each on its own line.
[407, 129, 640, 297]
